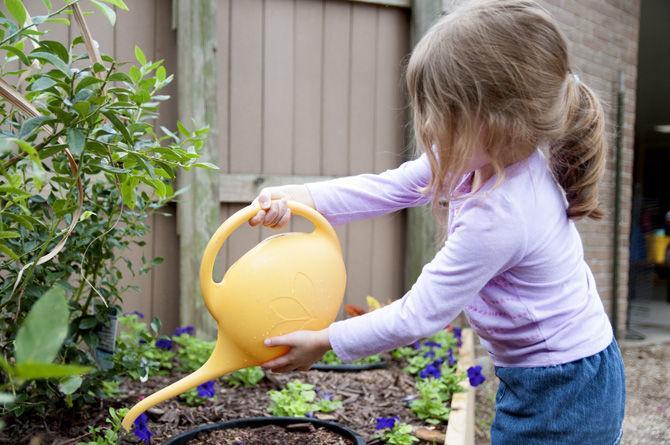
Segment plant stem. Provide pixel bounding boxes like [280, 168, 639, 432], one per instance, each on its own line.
[0, 1, 83, 46]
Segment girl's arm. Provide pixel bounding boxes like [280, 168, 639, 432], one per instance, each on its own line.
[250, 154, 431, 229]
[328, 194, 527, 361]
[261, 192, 527, 371]
[305, 154, 431, 226]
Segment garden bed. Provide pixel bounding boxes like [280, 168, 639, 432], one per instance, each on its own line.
[1, 327, 479, 445]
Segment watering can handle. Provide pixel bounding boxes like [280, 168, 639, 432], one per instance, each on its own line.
[199, 200, 340, 313]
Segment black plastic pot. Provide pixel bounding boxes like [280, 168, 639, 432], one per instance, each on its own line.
[162, 416, 366, 445]
[311, 360, 389, 372]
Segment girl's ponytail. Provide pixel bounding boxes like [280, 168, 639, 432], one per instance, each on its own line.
[549, 75, 606, 220]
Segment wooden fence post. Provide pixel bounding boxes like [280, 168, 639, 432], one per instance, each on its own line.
[176, 0, 219, 338]
[405, 0, 443, 289]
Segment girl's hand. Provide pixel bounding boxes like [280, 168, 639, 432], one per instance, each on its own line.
[249, 187, 291, 229]
[261, 329, 331, 373]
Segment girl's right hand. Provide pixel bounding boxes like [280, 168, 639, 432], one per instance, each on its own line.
[249, 187, 292, 229]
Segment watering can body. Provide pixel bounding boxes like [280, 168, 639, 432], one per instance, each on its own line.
[122, 201, 346, 430]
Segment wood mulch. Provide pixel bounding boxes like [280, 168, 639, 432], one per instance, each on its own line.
[1, 354, 450, 444]
[189, 424, 354, 445]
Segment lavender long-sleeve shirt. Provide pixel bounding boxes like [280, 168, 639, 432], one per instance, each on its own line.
[305, 149, 613, 367]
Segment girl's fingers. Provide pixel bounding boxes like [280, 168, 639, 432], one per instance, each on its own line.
[264, 333, 297, 348]
[248, 209, 266, 227]
[275, 208, 291, 229]
[258, 189, 273, 210]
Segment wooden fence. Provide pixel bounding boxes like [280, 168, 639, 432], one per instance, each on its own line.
[15, 0, 412, 335]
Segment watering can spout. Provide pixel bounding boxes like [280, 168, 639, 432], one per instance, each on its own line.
[121, 333, 248, 431]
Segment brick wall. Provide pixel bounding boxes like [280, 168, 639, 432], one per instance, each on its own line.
[442, 0, 641, 334]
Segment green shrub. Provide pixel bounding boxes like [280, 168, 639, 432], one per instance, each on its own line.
[223, 366, 265, 388]
[113, 314, 174, 381]
[0, 0, 211, 415]
[173, 333, 215, 373]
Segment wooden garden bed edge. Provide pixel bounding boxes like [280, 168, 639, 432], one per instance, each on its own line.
[444, 328, 475, 445]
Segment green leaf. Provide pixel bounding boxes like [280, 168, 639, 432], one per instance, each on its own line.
[67, 127, 86, 156]
[0, 230, 20, 239]
[58, 375, 82, 395]
[134, 45, 146, 65]
[0, 393, 14, 404]
[90, 0, 116, 26]
[14, 139, 41, 165]
[14, 362, 92, 380]
[30, 51, 70, 74]
[99, 0, 129, 11]
[30, 76, 58, 91]
[108, 72, 132, 83]
[41, 0, 53, 11]
[4, 0, 27, 26]
[14, 285, 69, 364]
[101, 110, 132, 145]
[38, 40, 69, 63]
[45, 17, 70, 26]
[1, 44, 30, 65]
[150, 316, 161, 334]
[156, 66, 166, 83]
[192, 162, 219, 170]
[19, 116, 50, 140]
[78, 317, 97, 329]
[0, 242, 19, 261]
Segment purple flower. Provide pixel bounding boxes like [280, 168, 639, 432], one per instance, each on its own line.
[447, 349, 456, 367]
[424, 341, 442, 348]
[412, 341, 421, 350]
[322, 391, 333, 401]
[419, 364, 442, 379]
[423, 350, 436, 359]
[306, 411, 314, 418]
[155, 338, 173, 350]
[197, 380, 216, 398]
[375, 416, 399, 430]
[133, 413, 152, 444]
[174, 325, 195, 336]
[433, 358, 444, 366]
[467, 365, 486, 387]
[126, 310, 144, 319]
[453, 327, 463, 347]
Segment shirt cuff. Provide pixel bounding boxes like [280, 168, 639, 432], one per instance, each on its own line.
[327, 321, 357, 363]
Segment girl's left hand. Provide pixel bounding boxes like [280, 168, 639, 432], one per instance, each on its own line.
[261, 329, 331, 373]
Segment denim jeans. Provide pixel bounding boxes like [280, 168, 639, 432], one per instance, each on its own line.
[491, 339, 626, 444]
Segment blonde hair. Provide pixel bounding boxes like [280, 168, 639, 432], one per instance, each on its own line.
[406, 0, 605, 220]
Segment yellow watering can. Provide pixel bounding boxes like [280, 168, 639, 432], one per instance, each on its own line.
[121, 201, 346, 430]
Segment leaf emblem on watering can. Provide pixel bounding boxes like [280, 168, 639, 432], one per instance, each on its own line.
[267, 272, 317, 336]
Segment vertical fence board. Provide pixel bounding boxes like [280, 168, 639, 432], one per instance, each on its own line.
[227, 0, 263, 267]
[346, 3, 378, 307]
[372, 7, 409, 302]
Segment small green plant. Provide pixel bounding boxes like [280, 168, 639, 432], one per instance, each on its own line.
[100, 380, 120, 398]
[409, 379, 451, 425]
[268, 380, 342, 417]
[318, 350, 382, 366]
[77, 407, 129, 445]
[113, 314, 174, 381]
[223, 366, 264, 387]
[179, 380, 217, 406]
[374, 417, 418, 445]
[172, 332, 215, 372]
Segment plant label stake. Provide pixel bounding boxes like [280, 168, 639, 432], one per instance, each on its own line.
[122, 201, 347, 430]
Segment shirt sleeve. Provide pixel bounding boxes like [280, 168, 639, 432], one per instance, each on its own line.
[304, 154, 432, 226]
[327, 193, 528, 361]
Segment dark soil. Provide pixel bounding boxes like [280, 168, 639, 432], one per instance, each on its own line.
[0, 354, 433, 444]
[189, 423, 354, 445]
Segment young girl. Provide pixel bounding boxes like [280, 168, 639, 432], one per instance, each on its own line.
[250, 0, 626, 443]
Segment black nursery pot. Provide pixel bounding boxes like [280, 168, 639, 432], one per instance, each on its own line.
[162, 416, 366, 445]
[311, 360, 389, 372]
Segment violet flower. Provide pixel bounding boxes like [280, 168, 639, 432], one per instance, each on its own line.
[423, 341, 442, 348]
[375, 416, 399, 430]
[411, 341, 421, 350]
[453, 327, 463, 347]
[447, 348, 456, 367]
[133, 413, 152, 444]
[197, 380, 216, 398]
[467, 365, 486, 387]
[423, 350, 436, 359]
[174, 325, 195, 336]
[419, 363, 442, 379]
[155, 338, 173, 350]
